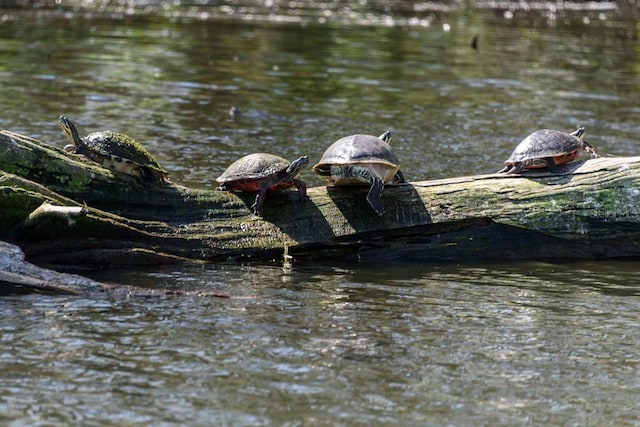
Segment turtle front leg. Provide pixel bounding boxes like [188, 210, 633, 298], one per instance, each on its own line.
[251, 181, 271, 216]
[583, 140, 599, 159]
[292, 179, 308, 203]
[136, 166, 155, 186]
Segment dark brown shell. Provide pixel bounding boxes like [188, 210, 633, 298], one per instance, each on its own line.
[505, 129, 583, 163]
[216, 153, 291, 184]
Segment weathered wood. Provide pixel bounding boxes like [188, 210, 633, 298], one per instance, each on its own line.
[0, 240, 229, 297]
[2, 129, 640, 267]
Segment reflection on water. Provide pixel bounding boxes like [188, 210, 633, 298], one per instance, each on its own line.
[2, 2, 640, 425]
[2, 261, 640, 425]
[1, 4, 638, 186]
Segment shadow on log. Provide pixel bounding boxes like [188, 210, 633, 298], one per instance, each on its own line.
[2, 129, 640, 272]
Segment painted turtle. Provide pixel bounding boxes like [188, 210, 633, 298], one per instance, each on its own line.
[312, 130, 405, 216]
[216, 153, 309, 216]
[59, 116, 169, 186]
[498, 127, 598, 174]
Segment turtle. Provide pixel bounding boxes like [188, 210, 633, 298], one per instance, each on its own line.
[498, 127, 598, 174]
[216, 153, 309, 216]
[312, 130, 405, 216]
[59, 116, 169, 186]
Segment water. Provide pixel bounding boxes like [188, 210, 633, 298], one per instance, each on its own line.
[1, 2, 640, 425]
[3, 261, 640, 425]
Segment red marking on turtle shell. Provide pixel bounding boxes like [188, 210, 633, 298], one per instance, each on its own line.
[551, 149, 580, 165]
[523, 149, 580, 169]
[225, 179, 294, 192]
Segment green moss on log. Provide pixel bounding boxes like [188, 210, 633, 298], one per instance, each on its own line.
[3, 129, 640, 265]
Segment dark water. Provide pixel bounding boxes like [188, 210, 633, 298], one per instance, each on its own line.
[2, 3, 640, 425]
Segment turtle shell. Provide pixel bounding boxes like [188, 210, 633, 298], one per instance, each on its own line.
[82, 131, 167, 173]
[506, 129, 582, 163]
[314, 134, 400, 167]
[312, 134, 401, 184]
[216, 153, 292, 191]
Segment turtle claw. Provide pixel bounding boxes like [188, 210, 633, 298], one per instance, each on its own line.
[250, 202, 263, 217]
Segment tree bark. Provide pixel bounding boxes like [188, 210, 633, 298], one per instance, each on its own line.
[0, 240, 230, 297]
[2, 129, 640, 268]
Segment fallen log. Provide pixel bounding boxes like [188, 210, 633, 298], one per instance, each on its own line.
[2, 129, 640, 267]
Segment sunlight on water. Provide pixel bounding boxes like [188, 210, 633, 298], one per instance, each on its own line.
[2, 261, 640, 425]
[1, 1, 640, 425]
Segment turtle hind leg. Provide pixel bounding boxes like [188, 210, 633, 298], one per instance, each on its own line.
[499, 162, 523, 174]
[346, 166, 386, 215]
[143, 168, 170, 186]
[510, 162, 525, 174]
[392, 169, 406, 184]
[366, 176, 385, 216]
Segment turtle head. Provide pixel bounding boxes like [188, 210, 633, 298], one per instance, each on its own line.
[571, 127, 586, 141]
[378, 130, 392, 144]
[286, 155, 309, 179]
[58, 116, 84, 153]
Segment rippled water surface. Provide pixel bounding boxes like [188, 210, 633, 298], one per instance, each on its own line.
[2, 2, 640, 425]
[3, 261, 640, 425]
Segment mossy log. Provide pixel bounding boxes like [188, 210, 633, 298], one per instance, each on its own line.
[2, 129, 640, 269]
